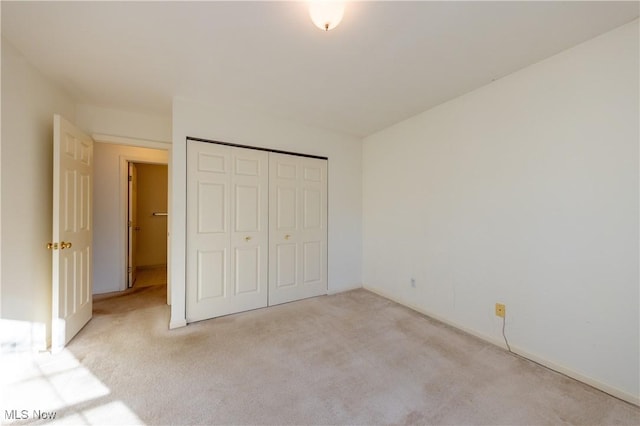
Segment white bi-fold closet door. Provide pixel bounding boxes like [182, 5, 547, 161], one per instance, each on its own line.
[186, 142, 269, 321]
[269, 153, 327, 306]
[186, 140, 327, 323]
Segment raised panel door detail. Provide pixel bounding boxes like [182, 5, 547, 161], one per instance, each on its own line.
[79, 140, 91, 166]
[276, 243, 296, 288]
[74, 249, 82, 313]
[235, 247, 260, 294]
[198, 153, 226, 173]
[235, 158, 260, 176]
[62, 254, 71, 318]
[80, 173, 91, 231]
[235, 185, 259, 232]
[197, 250, 225, 300]
[198, 182, 225, 233]
[277, 163, 296, 180]
[303, 166, 322, 182]
[303, 241, 322, 283]
[64, 135, 76, 158]
[303, 189, 321, 229]
[277, 187, 296, 230]
[66, 251, 76, 317]
[82, 246, 91, 306]
[64, 170, 76, 233]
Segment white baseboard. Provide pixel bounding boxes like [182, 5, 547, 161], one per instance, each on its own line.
[327, 283, 363, 295]
[510, 345, 640, 407]
[364, 285, 639, 407]
[169, 318, 187, 329]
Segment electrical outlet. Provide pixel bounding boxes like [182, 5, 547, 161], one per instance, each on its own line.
[495, 303, 505, 318]
[410, 278, 416, 288]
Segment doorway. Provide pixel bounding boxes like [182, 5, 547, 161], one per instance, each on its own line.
[127, 162, 169, 290]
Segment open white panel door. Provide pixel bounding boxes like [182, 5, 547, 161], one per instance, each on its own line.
[51, 114, 93, 350]
[269, 153, 327, 306]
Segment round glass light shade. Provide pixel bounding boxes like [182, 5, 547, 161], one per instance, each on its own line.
[309, 1, 345, 31]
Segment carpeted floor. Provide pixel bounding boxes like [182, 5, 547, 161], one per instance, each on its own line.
[132, 265, 167, 289]
[3, 286, 640, 425]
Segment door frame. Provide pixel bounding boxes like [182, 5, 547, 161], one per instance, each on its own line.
[123, 159, 168, 290]
[127, 161, 138, 288]
[93, 134, 171, 302]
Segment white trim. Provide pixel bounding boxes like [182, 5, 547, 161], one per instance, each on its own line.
[327, 283, 362, 295]
[169, 319, 187, 329]
[93, 133, 171, 149]
[513, 343, 640, 407]
[364, 285, 640, 407]
[119, 155, 169, 293]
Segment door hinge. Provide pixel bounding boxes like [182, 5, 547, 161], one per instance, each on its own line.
[128, 175, 132, 182]
[128, 221, 132, 227]
[128, 267, 133, 273]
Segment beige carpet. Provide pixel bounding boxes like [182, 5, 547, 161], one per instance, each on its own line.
[3, 286, 639, 425]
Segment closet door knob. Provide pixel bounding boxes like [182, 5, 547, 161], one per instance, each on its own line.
[245, 236, 252, 242]
[284, 234, 291, 240]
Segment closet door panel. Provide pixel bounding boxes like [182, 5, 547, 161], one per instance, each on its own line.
[187, 144, 231, 322]
[198, 182, 226, 233]
[303, 241, 322, 283]
[276, 187, 297, 230]
[275, 243, 297, 288]
[235, 246, 260, 294]
[197, 249, 226, 299]
[187, 142, 268, 322]
[230, 148, 269, 302]
[269, 153, 327, 306]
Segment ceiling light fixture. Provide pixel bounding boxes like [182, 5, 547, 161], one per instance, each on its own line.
[309, 1, 345, 32]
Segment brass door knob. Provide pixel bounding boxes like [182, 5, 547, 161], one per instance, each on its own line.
[47, 242, 58, 250]
[245, 236, 252, 242]
[284, 234, 291, 240]
[60, 241, 72, 249]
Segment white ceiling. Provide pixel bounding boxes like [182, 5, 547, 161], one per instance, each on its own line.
[2, 1, 638, 137]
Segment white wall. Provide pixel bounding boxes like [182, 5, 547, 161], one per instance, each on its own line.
[1, 38, 77, 349]
[363, 20, 639, 403]
[93, 143, 168, 294]
[76, 104, 172, 143]
[170, 98, 363, 328]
